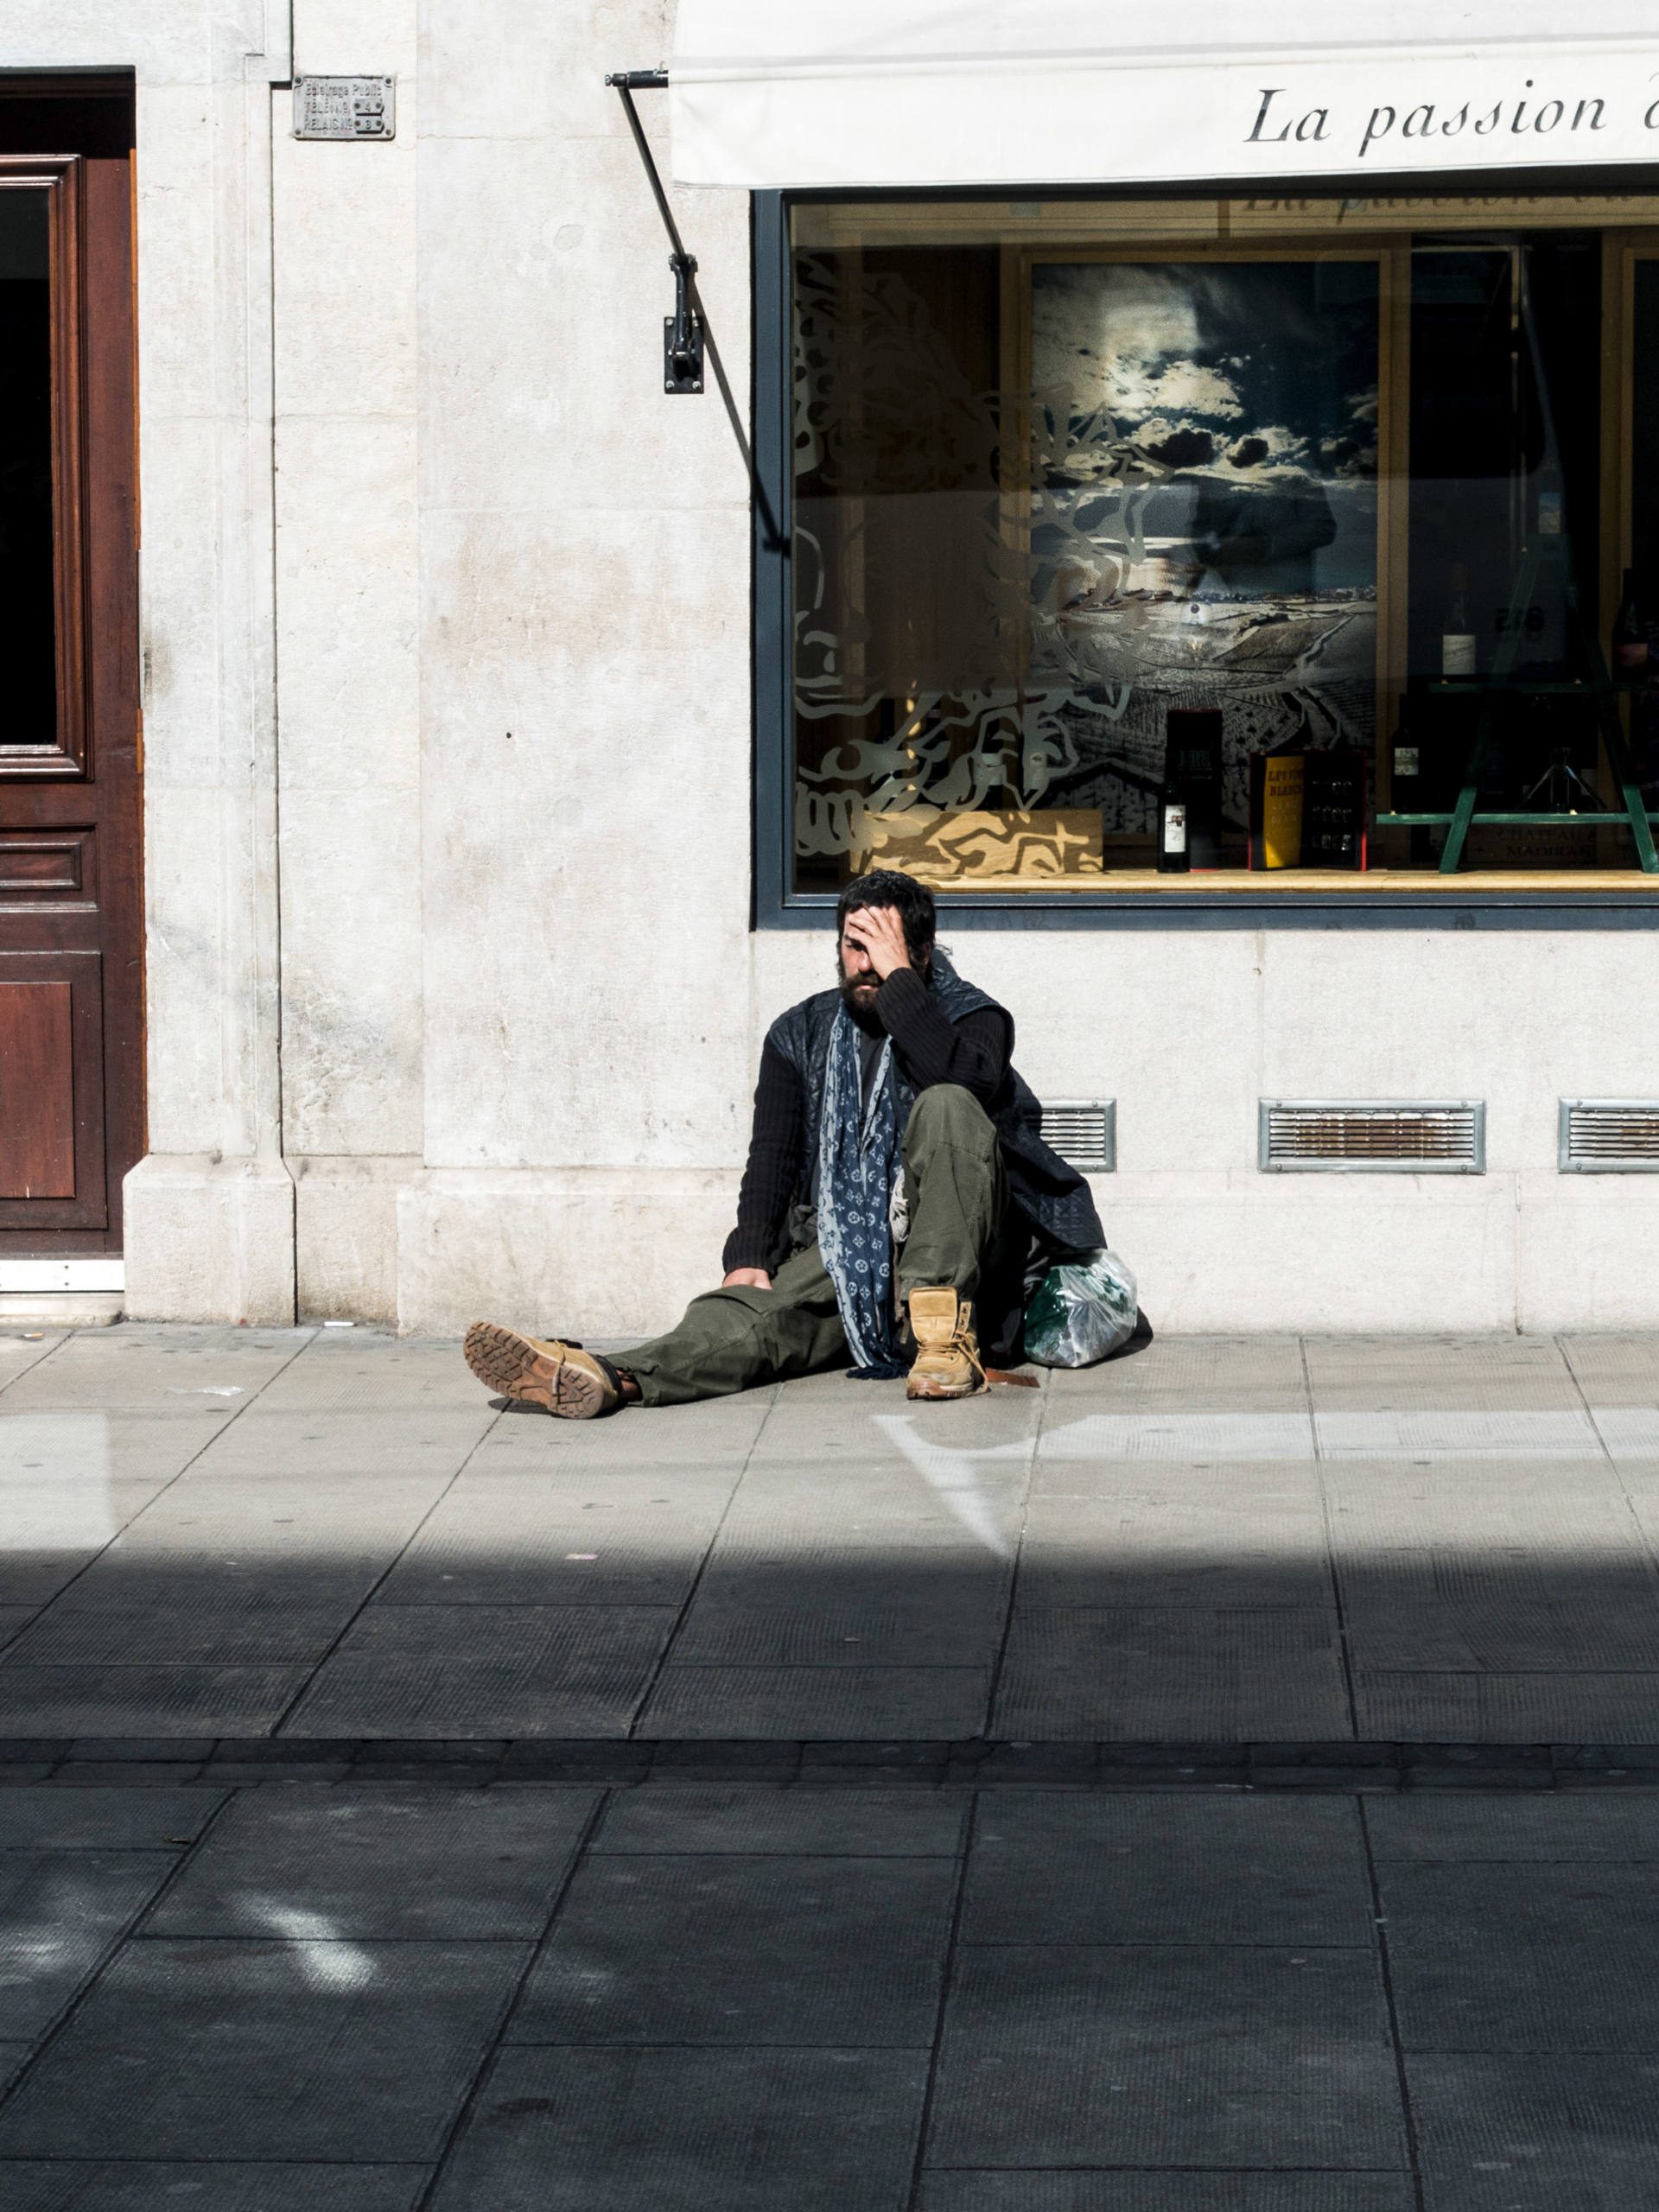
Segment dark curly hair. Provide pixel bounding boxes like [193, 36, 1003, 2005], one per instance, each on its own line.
[836, 870, 937, 971]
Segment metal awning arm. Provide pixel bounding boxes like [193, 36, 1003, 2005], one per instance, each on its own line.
[605, 69, 785, 550]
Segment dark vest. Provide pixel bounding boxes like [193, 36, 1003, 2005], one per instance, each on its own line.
[766, 950, 1105, 1258]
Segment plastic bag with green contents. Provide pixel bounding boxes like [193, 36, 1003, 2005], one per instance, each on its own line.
[1021, 1249, 1139, 1369]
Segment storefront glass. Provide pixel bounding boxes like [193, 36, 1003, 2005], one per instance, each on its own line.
[786, 191, 1659, 891]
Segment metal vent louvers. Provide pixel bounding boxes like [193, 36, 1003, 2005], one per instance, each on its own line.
[1259, 1100, 1484, 1174]
[1041, 1100, 1116, 1172]
[1560, 1100, 1659, 1172]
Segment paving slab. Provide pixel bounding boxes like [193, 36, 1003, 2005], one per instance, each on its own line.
[0, 1667, 308, 1738]
[374, 1479, 728, 1606]
[918, 2179, 1416, 2211]
[636, 1663, 992, 1739]
[1017, 1481, 1331, 1611]
[0, 2164, 432, 2211]
[0, 1851, 179, 2038]
[1336, 1567, 1659, 1674]
[0, 1329, 311, 1413]
[668, 1586, 1007, 1667]
[1408, 2051, 1659, 2211]
[962, 1793, 1373, 1946]
[514, 1848, 955, 2047]
[0, 1786, 222, 1849]
[1045, 1334, 1312, 1412]
[0, 1937, 526, 2161]
[0, 1408, 241, 1486]
[148, 1784, 597, 1938]
[281, 1605, 677, 1737]
[1356, 1673, 1659, 1742]
[3, 1600, 358, 1669]
[1302, 1334, 1580, 1412]
[1560, 1333, 1659, 1407]
[926, 1942, 1402, 2170]
[464, 1390, 775, 1470]
[0, 1333, 67, 1390]
[178, 1408, 497, 1481]
[992, 1608, 1351, 1740]
[255, 1333, 492, 1414]
[1376, 1859, 1659, 2051]
[1365, 1793, 1659, 1860]
[428, 2044, 929, 2212]
[593, 1784, 967, 1856]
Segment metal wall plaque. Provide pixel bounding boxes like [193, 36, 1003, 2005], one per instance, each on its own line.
[293, 77, 395, 141]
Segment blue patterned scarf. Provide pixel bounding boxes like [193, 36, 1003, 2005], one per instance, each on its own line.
[816, 1007, 904, 1378]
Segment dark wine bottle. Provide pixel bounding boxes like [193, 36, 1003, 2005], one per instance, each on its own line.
[1614, 567, 1649, 675]
[1441, 564, 1476, 678]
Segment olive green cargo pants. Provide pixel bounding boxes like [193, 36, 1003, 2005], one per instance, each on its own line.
[623, 1084, 1007, 1407]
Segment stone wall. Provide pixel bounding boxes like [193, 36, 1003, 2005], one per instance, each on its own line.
[9, 1, 1657, 1333]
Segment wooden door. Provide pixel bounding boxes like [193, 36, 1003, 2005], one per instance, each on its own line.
[0, 86, 140, 1255]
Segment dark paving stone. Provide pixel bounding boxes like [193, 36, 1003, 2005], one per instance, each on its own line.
[918, 2179, 1415, 2210]
[0, 1939, 526, 2160]
[927, 1945, 1402, 2169]
[0, 1788, 222, 1850]
[1357, 1673, 1659, 1743]
[594, 1786, 967, 1857]
[0, 1669, 307, 1738]
[147, 1784, 598, 1938]
[668, 1591, 1007, 1667]
[279, 1606, 677, 1737]
[429, 2044, 928, 2212]
[1367, 1794, 1659, 1860]
[993, 1611, 1351, 1741]
[0, 1853, 181, 2039]
[1408, 2051, 1659, 2209]
[0, 2163, 431, 2209]
[963, 1793, 1373, 1945]
[513, 1851, 956, 2047]
[636, 1665, 990, 1739]
[3, 1604, 357, 1668]
[1376, 1860, 1659, 2050]
[1337, 1572, 1659, 1672]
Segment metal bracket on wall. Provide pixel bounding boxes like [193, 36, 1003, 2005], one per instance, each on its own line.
[605, 67, 785, 548]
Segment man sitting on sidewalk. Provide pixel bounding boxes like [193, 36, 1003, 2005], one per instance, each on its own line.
[463, 869, 1104, 1417]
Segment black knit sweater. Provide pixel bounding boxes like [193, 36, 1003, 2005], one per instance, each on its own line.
[721, 966, 1012, 1275]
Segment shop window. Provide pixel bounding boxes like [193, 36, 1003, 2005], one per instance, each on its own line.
[779, 192, 1659, 895]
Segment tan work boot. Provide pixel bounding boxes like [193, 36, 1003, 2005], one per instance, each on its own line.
[463, 1322, 620, 1418]
[906, 1287, 988, 1400]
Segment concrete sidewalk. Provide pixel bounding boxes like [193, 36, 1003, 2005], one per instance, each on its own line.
[8, 1323, 1659, 2209]
[4, 1323, 1659, 1744]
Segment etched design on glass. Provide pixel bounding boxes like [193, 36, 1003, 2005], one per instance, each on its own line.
[789, 251, 1382, 874]
[791, 254, 1086, 871]
[1028, 259, 1381, 831]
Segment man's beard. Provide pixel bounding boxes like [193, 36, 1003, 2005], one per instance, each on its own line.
[836, 963, 885, 1032]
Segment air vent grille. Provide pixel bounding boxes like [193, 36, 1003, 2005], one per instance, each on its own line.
[1260, 1100, 1484, 1174]
[1041, 1100, 1116, 1173]
[1560, 1100, 1659, 1173]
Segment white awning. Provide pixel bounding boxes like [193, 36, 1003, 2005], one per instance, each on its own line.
[669, 2, 1659, 190]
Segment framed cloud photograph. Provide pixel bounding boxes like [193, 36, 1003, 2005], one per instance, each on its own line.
[1019, 247, 1405, 844]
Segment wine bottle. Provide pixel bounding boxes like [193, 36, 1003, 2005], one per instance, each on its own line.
[1613, 567, 1649, 675]
[1441, 564, 1477, 678]
[1157, 796, 1190, 874]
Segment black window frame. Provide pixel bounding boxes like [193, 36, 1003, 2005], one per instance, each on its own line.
[752, 168, 1659, 933]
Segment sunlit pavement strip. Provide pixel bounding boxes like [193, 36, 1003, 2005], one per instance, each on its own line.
[6, 1328, 1659, 2202]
